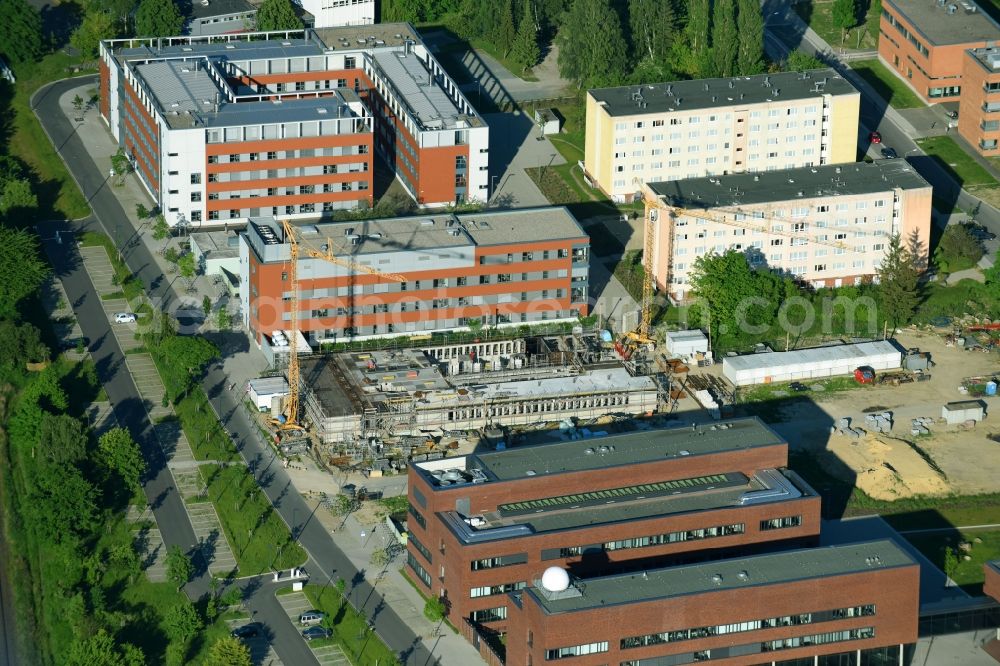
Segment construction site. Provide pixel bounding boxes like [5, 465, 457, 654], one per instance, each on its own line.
[293, 333, 661, 464]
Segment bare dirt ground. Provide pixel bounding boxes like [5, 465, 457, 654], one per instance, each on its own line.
[689, 329, 1000, 497]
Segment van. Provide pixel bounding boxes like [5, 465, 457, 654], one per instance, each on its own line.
[299, 611, 326, 626]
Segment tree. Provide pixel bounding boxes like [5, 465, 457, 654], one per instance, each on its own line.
[493, 0, 516, 57]
[1, 178, 38, 217]
[510, 0, 540, 73]
[736, 0, 765, 75]
[164, 599, 203, 643]
[688, 249, 791, 343]
[164, 246, 180, 264]
[255, 0, 302, 31]
[98, 427, 147, 496]
[782, 51, 826, 72]
[178, 252, 196, 280]
[876, 233, 920, 331]
[73, 95, 84, 111]
[935, 224, 984, 272]
[557, 0, 628, 88]
[711, 0, 738, 78]
[686, 0, 712, 74]
[70, 10, 117, 60]
[0, 227, 48, 317]
[216, 308, 231, 330]
[220, 585, 243, 608]
[39, 413, 88, 465]
[423, 596, 447, 622]
[166, 545, 194, 590]
[152, 213, 170, 246]
[832, 0, 858, 43]
[135, 203, 149, 219]
[202, 295, 212, 317]
[629, 0, 677, 67]
[207, 636, 252, 666]
[134, 0, 183, 37]
[0, 0, 43, 67]
[0, 319, 48, 368]
[66, 629, 131, 666]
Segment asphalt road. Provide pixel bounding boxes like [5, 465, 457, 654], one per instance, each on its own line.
[35, 77, 443, 664]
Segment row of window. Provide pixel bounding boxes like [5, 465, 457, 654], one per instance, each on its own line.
[206, 198, 370, 220]
[479, 249, 572, 264]
[760, 515, 802, 531]
[470, 606, 507, 622]
[205, 120, 367, 144]
[620, 605, 876, 649]
[207, 147, 368, 164]
[470, 581, 526, 598]
[409, 533, 431, 563]
[470, 553, 528, 571]
[603, 524, 746, 552]
[407, 552, 431, 587]
[546, 641, 609, 660]
[882, 9, 929, 58]
[613, 107, 820, 132]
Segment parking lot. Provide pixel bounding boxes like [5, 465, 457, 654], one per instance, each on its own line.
[276, 590, 350, 666]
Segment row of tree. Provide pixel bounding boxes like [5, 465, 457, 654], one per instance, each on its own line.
[684, 234, 921, 350]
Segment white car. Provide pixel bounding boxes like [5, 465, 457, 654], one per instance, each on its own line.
[113, 312, 137, 324]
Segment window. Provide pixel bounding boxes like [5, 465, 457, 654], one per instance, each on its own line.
[470, 582, 526, 598]
[191, 192, 202, 202]
[229, 154, 240, 163]
[470, 553, 528, 570]
[407, 553, 431, 586]
[190, 173, 201, 184]
[470, 607, 507, 623]
[760, 515, 802, 531]
[545, 641, 608, 660]
[408, 504, 426, 529]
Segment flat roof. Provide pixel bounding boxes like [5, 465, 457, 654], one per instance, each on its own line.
[723, 341, 901, 373]
[527, 539, 916, 613]
[477, 368, 654, 401]
[253, 208, 587, 259]
[589, 69, 857, 116]
[133, 59, 362, 129]
[473, 418, 784, 482]
[191, 229, 240, 259]
[648, 161, 931, 210]
[313, 23, 420, 51]
[118, 36, 320, 62]
[248, 376, 289, 395]
[189, 0, 255, 19]
[884, 0, 1000, 46]
[372, 50, 476, 130]
[457, 469, 811, 537]
[943, 400, 986, 411]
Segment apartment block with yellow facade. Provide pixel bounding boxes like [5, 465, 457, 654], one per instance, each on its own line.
[642, 161, 932, 302]
[584, 69, 861, 203]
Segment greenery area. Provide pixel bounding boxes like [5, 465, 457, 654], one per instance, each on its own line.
[917, 136, 998, 188]
[794, 0, 882, 50]
[906, 530, 1000, 595]
[934, 224, 984, 274]
[303, 583, 401, 665]
[199, 464, 306, 575]
[850, 59, 925, 109]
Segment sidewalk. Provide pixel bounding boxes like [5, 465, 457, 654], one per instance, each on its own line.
[306, 502, 486, 666]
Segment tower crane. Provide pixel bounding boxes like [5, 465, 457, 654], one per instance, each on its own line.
[276, 219, 405, 431]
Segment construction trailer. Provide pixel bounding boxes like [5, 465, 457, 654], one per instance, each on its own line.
[664, 330, 709, 359]
[942, 400, 986, 425]
[247, 377, 289, 412]
[722, 341, 903, 387]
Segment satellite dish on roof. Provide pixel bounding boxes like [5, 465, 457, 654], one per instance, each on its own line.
[541, 567, 570, 593]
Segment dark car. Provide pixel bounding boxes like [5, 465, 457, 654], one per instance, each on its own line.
[879, 147, 898, 159]
[231, 623, 262, 639]
[964, 222, 997, 240]
[302, 626, 332, 641]
[869, 130, 882, 144]
[789, 382, 809, 392]
[946, 110, 959, 119]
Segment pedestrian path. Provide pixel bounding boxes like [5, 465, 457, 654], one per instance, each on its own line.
[185, 501, 239, 576]
[125, 505, 168, 583]
[276, 590, 350, 666]
[226, 617, 285, 666]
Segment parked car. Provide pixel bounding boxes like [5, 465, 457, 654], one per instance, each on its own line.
[231, 623, 262, 639]
[299, 610, 327, 626]
[946, 110, 959, 119]
[302, 626, 332, 641]
[964, 222, 997, 240]
[879, 147, 898, 159]
[113, 312, 136, 323]
[788, 382, 809, 392]
[869, 130, 882, 144]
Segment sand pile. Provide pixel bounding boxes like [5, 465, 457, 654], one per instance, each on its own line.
[825, 433, 949, 500]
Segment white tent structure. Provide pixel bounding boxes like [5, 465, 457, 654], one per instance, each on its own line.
[723, 341, 902, 387]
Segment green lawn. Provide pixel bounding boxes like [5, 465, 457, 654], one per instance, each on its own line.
[470, 38, 539, 82]
[172, 389, 241, 462]
[200, 464, 307, 576]
[303, 584, 401, 665]
[904, 530, 1000, 595]
[916, 136, 998, 188]
[6, 52, 91, 219]
[851, 59, 926, 109]
[794, 0, 881, 51]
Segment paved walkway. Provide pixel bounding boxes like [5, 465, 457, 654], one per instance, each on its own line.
[275, 590, 350, 666]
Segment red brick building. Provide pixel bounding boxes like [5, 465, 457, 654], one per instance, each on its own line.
[239, 208, 591, 343]
[406, 418, 921, 664]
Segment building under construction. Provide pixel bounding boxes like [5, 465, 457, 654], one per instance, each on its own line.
[300, 334, 659, 448]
